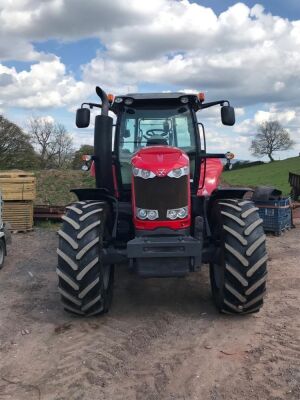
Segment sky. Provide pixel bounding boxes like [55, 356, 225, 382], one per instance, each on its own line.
[0, 0, 300, 160]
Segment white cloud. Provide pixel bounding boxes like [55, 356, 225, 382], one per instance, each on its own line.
[1, 0, 300, 158]
[233, 118, 255, 135]
[29, 115, 55, 125]
[0, 57, 90, 109]
[76, 1, 300, 107]
[254, 108, 296, 124]
[1, 1, 300, 109]
[0, 0, 157, 50]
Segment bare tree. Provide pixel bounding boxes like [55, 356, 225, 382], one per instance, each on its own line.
[250, 120, 295, 162]
[28, 117, 56, 168]
[27, 117, 74, 169]
[53, 123, 74, 168]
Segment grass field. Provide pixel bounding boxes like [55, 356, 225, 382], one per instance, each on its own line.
[35, 170, 94, 206]
[222, 156, 300, 194]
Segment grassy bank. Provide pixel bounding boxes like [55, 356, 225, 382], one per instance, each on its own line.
[222, 157, 300, 194]
[35, 170, 94, 206]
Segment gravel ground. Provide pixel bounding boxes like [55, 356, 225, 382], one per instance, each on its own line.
[0, 225, 299, 400]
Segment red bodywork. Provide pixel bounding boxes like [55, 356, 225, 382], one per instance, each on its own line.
[90, 161, 95, 177]
[197, 158, 223, 196]
[91, 151, 223, 229]
[131, 146, 191, 230]
[90, 162, 119, 198]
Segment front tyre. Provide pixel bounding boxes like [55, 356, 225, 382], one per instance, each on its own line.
[210, 199, 268, 314]
[56, 201, 114, 316]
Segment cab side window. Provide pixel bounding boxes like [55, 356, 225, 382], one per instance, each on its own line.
[120, 118, 136, 155]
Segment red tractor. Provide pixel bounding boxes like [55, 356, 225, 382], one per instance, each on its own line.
[56, 87, 267, 316]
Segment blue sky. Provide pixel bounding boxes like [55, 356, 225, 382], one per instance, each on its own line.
[197, 0, 300, 19]
[1, 0, 300, 160]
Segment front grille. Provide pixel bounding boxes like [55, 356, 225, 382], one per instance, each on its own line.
[134, 176, 188, 220]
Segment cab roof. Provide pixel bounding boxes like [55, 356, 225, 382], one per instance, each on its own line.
[112, 92, 200, 112]
[124, 92, 195, 100]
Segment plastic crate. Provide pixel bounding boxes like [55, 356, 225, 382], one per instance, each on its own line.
[255, 197, 292, 235]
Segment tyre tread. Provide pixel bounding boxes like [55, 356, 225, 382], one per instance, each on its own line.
[56, 201, 113, 316]
[211, 200, 268, 314]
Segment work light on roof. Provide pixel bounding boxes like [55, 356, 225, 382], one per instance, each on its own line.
[124, 98, 133, 105]
[180, 96, 189, 104]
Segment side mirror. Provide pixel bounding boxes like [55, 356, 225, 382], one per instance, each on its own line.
[221, 105, 235, 126]
[76, 108, 90, 128]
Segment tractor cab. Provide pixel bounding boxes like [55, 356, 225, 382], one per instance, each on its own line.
[113, 93, 200, 193]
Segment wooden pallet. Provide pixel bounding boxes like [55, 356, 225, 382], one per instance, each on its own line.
[0, 171, 35, 179]
[0, 171, 36, 201]
[2, 201, 33, 231]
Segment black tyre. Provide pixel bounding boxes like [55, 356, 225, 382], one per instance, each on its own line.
[210, 199, 268, 314]
[0, 238, 5, 269]
[56, 201, 114, 316]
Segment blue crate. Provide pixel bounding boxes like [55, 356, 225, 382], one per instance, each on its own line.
[255, 197, 292, 235]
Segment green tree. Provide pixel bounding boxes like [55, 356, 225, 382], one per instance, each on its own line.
[0, 115, 39, 169]
[72, 144, 94, 169]
[250, 120, 295, 162]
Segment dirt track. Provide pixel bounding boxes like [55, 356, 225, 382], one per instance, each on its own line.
[0, 226, 299, 400]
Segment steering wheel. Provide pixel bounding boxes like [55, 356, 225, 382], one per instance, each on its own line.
[144, 129, 169, 138]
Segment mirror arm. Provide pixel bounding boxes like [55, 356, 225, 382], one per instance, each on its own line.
[81, 102, 102, 110]
[199, 152, 227, 158]
[200, 100, 230, 109]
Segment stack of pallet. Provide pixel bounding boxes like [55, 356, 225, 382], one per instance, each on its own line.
[0, 171, 36, 231]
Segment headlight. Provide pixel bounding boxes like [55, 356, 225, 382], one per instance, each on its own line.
[124, 98, 133, 105]
[136, 208, 159, 220]
[167, 166, 189, 178]
[167, 209, 178, 220]
[114, 97, 123, 103]
[167, 206, 188, 220]
[132, 167, 156, 179]
[147, 210, 159, 220]
[137, 208, 147, 219]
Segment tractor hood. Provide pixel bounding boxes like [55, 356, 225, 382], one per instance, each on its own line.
[131, 146, 189, 177]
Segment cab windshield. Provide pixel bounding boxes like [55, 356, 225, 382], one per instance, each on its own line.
[118, 106, 197, 184]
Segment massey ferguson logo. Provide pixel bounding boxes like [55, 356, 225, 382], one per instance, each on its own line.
[157, 169, 166, 176]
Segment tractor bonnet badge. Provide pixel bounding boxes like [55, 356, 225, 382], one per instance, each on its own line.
[157, 168, 166, 176]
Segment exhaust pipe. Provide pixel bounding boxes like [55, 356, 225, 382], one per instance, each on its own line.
[94, 87, 114, 193]
[96, 86, 110, 116]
